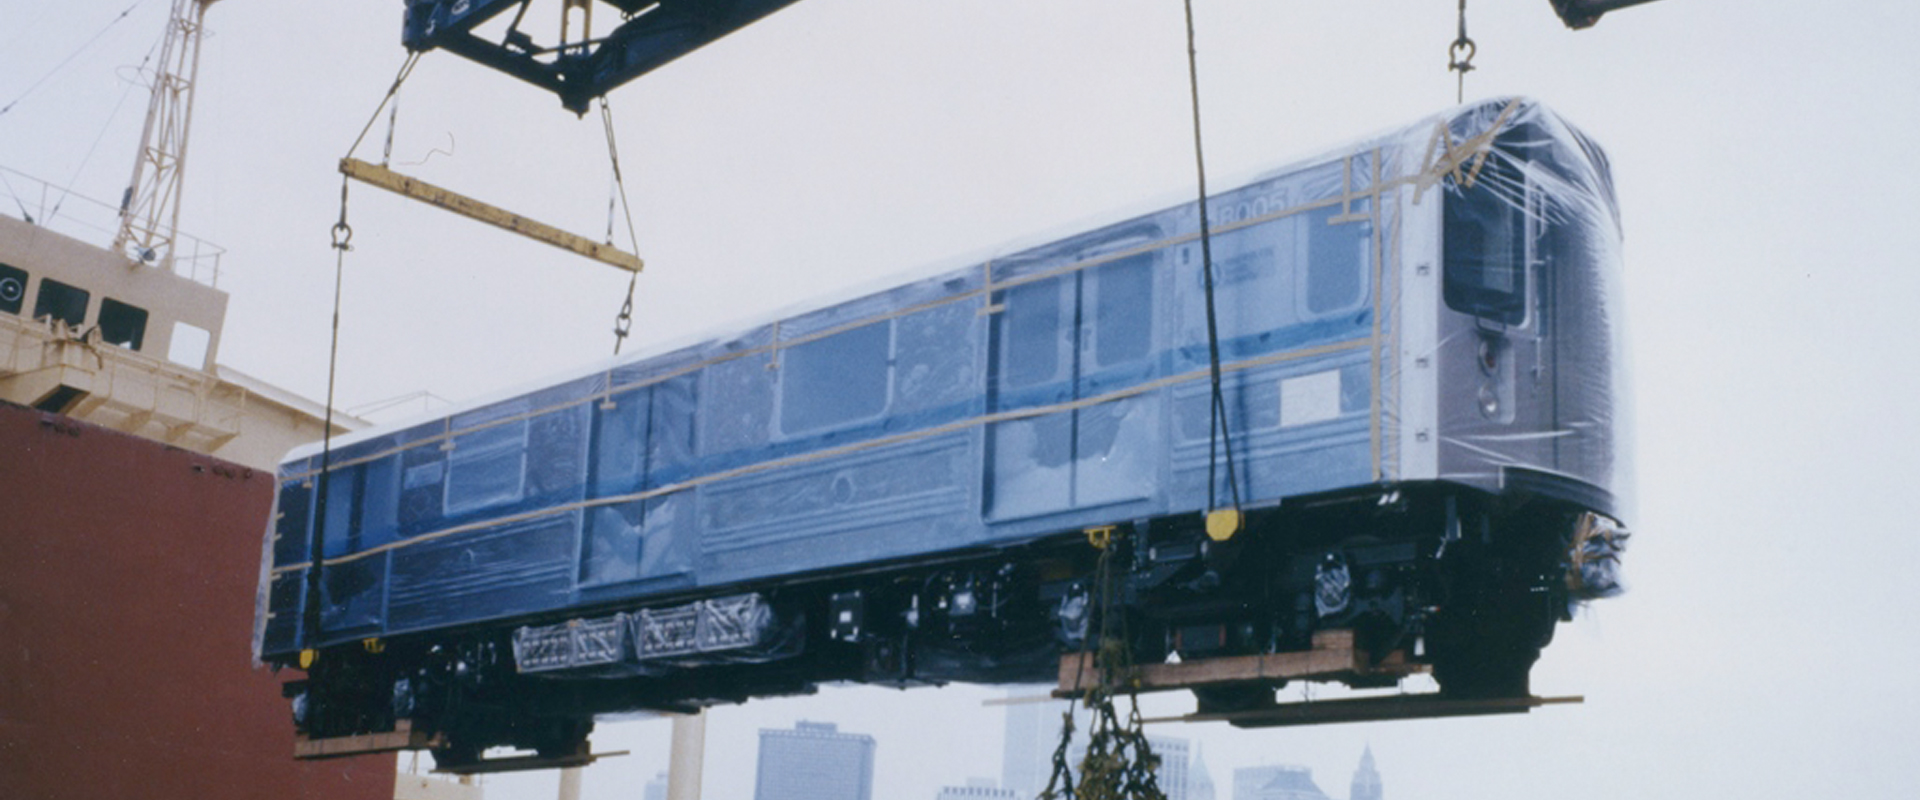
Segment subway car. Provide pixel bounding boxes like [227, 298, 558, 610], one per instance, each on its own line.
[257, 97, 1630, 763]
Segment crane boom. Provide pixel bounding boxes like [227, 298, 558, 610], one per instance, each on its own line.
[402, 0, 807, 113]
[399, 1, 1669, 113]
[115, 0, 223, 274]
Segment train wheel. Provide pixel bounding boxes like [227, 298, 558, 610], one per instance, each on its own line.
[432, 737, 483, 770]
[532, 719, 594, 760]
[1429, 588, 1554, 699]
[1431, 638, 1535, 699]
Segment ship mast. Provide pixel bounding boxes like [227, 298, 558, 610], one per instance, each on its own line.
[114, 0, 222, 274]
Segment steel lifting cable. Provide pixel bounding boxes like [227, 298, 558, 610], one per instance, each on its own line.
[599, 96, 642, 355]
[0, 0, 149, 118]
[1036, 8, 1249, 793]
[301, 188, 353, 654]
[302, 52, 422, 658]
[1183, 0, 1243, 521]
[49, 34, 164, 225]
[1449, 0, 1478, 103]
[347, 52, 423, 161]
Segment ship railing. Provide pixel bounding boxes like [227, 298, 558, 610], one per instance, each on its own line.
[0, 165, 226, 289]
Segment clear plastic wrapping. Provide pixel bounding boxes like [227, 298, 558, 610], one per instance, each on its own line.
[256, 97, 1628, 660]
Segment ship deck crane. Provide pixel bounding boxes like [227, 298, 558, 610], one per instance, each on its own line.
[115, 0, 222, 273]
[398, 0, 1669, 113]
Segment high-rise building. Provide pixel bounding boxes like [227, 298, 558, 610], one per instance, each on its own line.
[1002, 695, 1066, 799]
[1232, 765, 1330, 800]
[1191, 744, 1217, 800]
[644, 771, 670, 800]
[1349, 747, 1382, 800]
[937, 779, 1018, 800]
[1000, 693, 1191, 800]
[1148, 737, 1191, 800]
[754, 721, 877, 800]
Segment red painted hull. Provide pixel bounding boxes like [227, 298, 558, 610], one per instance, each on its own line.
[0, 401, 392, 799]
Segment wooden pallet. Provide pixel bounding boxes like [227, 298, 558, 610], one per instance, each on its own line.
[1174, 693, 1582, 728]
[1054, 629, 1581, 728]
[294, 718, 439, 759]
[433, 751, 625, 776]
[1054, 629, 1427, 698]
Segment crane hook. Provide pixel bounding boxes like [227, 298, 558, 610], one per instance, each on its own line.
[1448, 0, 1478, 103]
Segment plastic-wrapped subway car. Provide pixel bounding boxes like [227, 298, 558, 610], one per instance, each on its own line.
[258, 98, 1629, 762]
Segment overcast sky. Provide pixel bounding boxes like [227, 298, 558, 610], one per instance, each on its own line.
[4, 1, 1918, 799]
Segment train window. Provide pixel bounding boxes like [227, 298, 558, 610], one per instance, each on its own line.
[581, 501, 646, 585]
[1179, 219, 1290, 363]
[0, 262, 26, 315]
[33, 278, 88, 327]
[319, 465, 360, 558]
[892, 302, 978, 415]
[444, 421, 528, 514]
[273, 479, 313, 567]
[359, 457, 401, 547]
[648, 375, 698, 483]
[1304, 204, 1370, 316]
[98, 298, 148, 350]
[591, 387, 650, 497]
[780, 320, 891, 435]
[1443, 164, 1528, 325]
[524, 406, 589, 498]
[1091, 253, 1153, 368]
[1002, 277, 1063, 389]
[398, 446, 447, 531]
[701, 353, 774, 456]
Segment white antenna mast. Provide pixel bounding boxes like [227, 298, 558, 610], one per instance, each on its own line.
[114, 0, 222, 274]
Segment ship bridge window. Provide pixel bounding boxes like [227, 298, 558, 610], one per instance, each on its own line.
[99, 298, 148, 350]
[34, 279, 88, 328]
[167, 322, 211, 369]
[780, 320, 892, 435]
[0, 262, 26, 315]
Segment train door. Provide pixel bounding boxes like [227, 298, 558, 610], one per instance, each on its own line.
[579, 372, 698, 593]
[985, 229, 1163, 521]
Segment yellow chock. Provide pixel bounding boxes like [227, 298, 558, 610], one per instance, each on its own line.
[1205, 508, 1243, 542]
[299, 649, 318, 669]
[1085, 525, 1116, 550]
[362, 638, 385, 654]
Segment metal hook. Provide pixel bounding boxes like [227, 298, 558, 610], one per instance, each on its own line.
[613, 293, 634, 340]
[1449, 37, 1478, 74]
[1448, 0, 1477, 102]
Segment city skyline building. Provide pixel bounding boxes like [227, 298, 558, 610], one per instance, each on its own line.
[1191, 744, 1217, 800]
[937, 779, 1018, 800]
[1232, 765, 1330, 800]
[1140, 736, 1190, 800]
[1349, 747, 1382, 800]
[754, 721, 877, 800]
[1001, 695, 1063, 800]
[999, 692, 1191, 800]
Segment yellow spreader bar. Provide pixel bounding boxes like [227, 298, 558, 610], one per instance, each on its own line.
[339, 157, 644, 274]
